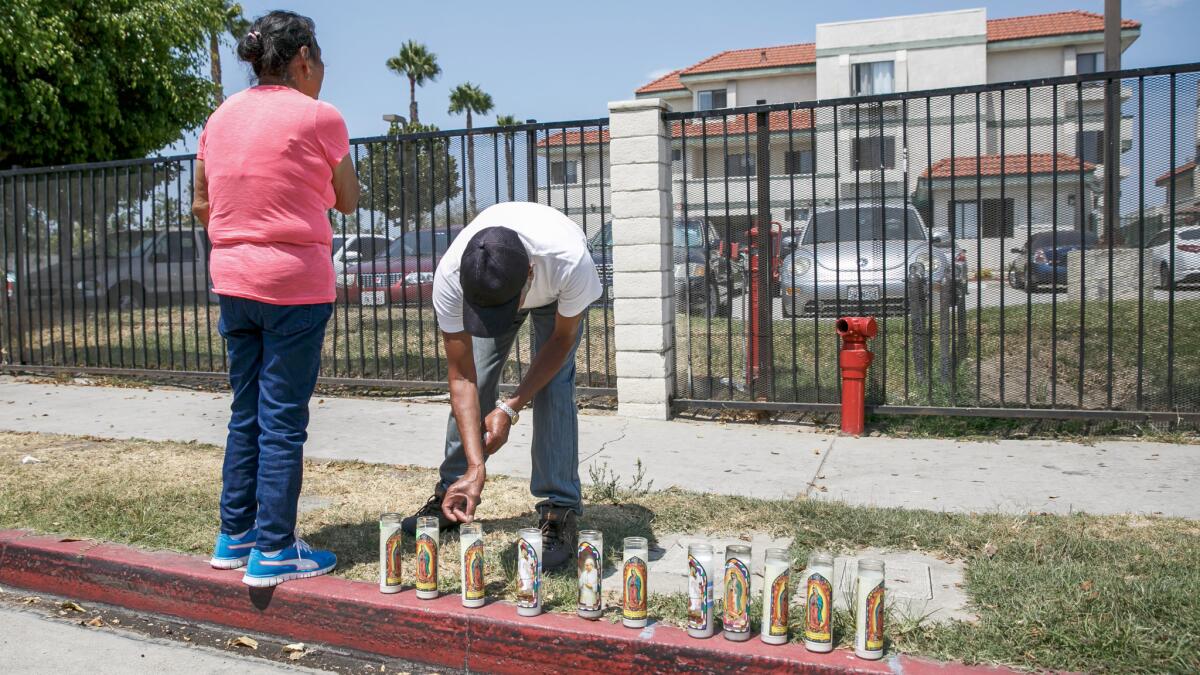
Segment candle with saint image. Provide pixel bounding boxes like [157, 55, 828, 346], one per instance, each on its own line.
[803, 551, 835, 652]
[577, 530, 603, 619]
[621, 537, 648, 628]
[378, 513, 403, 594]
[686, 542, 715, 639]
[459, 523, 485, 608]
[854, 558, 886, 660]
[760, 548, 790, 644]
[723, 544, 752, 641]
[515, 527, 542, 616]
[414, 516, 440, 599]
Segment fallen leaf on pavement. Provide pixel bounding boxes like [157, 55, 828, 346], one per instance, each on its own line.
[288, 651, 306, 661]
[282, 643, 306, 653]
[19, 596, 40, 604]
[85, 616, 104, 627]
[983, 542, 998, 558]
[228, 636, 258, 650]
[61, 601, 85, 612]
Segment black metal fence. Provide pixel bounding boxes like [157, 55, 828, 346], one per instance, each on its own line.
[667, 63, 1200, 422]
[0, 118, 615, 394]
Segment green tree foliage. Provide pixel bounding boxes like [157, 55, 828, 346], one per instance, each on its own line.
[495, 114, 522, 203]
[209, 2, 250, 105]
[385, 41, 441, 126]
[448, 83, 494, 218]
[0, 0, 226, 169]
[355, 122, 463, 228]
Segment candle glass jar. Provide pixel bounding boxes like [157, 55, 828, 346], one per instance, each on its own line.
[379, 513, 403, 594]
[516, 527, 543, 616]
[577, 530, 603, 619]
[686, 543, 715, 639]
[855, 558, 886, 660]
[761, 548, 790, 645]
[622, 536, 649, 628]
[460, 523, 485, 608]
[414, 516, 440, 599]
[803, 551, 835, 652]
[723, 544, 752, 641]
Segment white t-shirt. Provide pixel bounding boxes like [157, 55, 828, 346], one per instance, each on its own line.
[432, 202, 603, 334]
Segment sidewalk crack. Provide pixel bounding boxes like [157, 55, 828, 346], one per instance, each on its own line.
[580, 418, 630, 464]
[804, 436, 837, 498]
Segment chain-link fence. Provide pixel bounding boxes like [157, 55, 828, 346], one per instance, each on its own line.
[667, 63, 1200, 422]
[0, 118, 615, 395]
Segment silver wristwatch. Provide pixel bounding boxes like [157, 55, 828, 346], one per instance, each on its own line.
[495, 399, 519, 425]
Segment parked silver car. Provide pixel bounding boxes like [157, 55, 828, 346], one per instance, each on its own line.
[1144, 225, 1200, 289]
[781, 203, 964, 317]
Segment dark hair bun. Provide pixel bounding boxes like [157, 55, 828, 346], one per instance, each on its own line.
[236, 10, 319, 80]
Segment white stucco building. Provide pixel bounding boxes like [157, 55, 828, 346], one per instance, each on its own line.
[540, 8, 1142, 273]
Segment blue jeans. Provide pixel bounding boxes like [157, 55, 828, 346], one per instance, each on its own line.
[439, 303, 584, 513]
[217, 295, 332, 551]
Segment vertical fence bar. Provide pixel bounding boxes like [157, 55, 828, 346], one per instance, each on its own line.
[786, 109, 798, 400]
[1167, 73, 1176, 409]
[974, 92, 982, 406]
[1050, 86, 1059, 407]
[1136, 77, 1145, 410]
[1025, 89, 1033, 407]
[1076, 80, 1086, 409]
[998, 91, 1007, 405]
[754, 107, 773, 402]
[811, 109, 820, 402]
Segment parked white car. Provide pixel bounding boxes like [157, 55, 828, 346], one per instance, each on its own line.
[1144, 225, 1200, 289]
[333, 235, 391, 286]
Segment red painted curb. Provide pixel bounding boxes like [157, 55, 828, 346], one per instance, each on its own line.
[0, 530, 1016, 674]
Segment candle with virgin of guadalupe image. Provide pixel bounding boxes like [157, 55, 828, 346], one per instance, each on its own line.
[622, 537, 648, 628]
[577, 530, 603, 619]
[803, 551, 835, 652]
[855, 558, 886, 660]
[723, 544, 752, 641]
[378, 513, 403, 594]
[414, 516, 440, 600]
[460, 523, 485, 608]
[760, 548, 791, 645]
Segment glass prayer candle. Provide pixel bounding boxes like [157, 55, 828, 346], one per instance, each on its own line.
[622, 536, 649, 628]
[414, 516, 440, 599]
[378, 513, 403, 594]
[686, 542, 715, 639]
[761, 548, 790, 645]
[577, 530, 603, 619]
[516, 527, 542, 616]
[460, 523, 485, 608]
[855, 558, 886, 660]
[803, 551, 835, 652]
[723, 544, 752, 641]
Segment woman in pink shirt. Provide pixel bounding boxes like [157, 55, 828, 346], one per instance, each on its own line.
[191, 10, 358, 587]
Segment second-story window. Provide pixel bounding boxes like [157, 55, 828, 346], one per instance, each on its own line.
[725, 153, 756, 177]
[852, 137, 896, 170]
[1077, 130, 1104, 164]
[785, 148, 815, 174]
[697, 89, 727, 111]
[550, 160, 578, 184]
[1076, 52, 1104, 74]
[852, 61, 894, 96]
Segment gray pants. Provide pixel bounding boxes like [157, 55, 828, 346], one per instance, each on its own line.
[438, 302, 584, 513]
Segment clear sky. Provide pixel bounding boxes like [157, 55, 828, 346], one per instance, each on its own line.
[187, 0, 1200, 150]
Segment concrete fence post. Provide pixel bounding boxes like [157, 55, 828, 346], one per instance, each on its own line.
[608, 98, 674, 420]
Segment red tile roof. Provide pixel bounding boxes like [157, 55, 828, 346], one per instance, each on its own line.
[986, 10, 1139, 43]
[636, 10, 1140, 93]
[637, 69, 684, 94]
[537, 110, 815, 147]
[922, 153, 1095, 178]
[1156, 161, 1197, 186]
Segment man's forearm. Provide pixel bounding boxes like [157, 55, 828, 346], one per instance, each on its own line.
[449, 375, 487, 470]
[506, 332, 575, 411]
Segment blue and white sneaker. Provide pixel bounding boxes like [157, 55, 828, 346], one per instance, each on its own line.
[210, 528, 258, 569]
[241, 538, 337, 588]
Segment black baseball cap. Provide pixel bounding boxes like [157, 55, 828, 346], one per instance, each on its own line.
[460, 226, 530, 338]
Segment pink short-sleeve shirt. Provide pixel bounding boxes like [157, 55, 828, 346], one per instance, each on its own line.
[197, 85, 350, 305]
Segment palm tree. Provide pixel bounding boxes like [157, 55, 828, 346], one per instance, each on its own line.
[385, 41, 441, 125]
[210, 2, 250, 105]
[495, 115, 521, 202]
[448, 83, 495, 218]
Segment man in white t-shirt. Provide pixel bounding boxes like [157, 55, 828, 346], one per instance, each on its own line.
[401, 202, 602, 571]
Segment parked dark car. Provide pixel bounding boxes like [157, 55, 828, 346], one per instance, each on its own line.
[588, 219, 745, 316]
[339, 227, 463, 306]
[1006, 230, 1098, 293]
[14, 229, 213, 310]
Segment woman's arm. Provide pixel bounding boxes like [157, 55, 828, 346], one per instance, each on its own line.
[331, 154, 359, 214]
[191, 160, 210, 227]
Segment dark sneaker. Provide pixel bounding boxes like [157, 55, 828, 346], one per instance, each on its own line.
[538, 505, 579, 572]
[401, 492, 455, 536]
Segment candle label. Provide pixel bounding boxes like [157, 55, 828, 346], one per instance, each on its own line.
[464, 539, 485, 600]
[804, 573, 833, 643]
[723, 558, 751, 633]
[516, 538, 540, 608]
[415, 533, 438, 591]
[865, 582, 885, 651]
[687, 555, 711, 630]
[623, 557, 648, 619]
[577, 542, 602, 612]
[384, 529, 403, 587]
[768, 570, 790, 636]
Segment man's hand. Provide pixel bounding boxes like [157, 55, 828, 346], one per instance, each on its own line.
[442, 466, 485, 523]
[483, 406, 513, 456]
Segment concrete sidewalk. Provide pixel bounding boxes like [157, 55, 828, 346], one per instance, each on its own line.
[1, 376, 1195, 518]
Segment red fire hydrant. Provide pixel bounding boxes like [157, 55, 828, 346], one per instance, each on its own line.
[836, 317, 878, 436]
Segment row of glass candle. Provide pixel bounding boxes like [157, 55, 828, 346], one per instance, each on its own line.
[379, 515, 884, 659]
